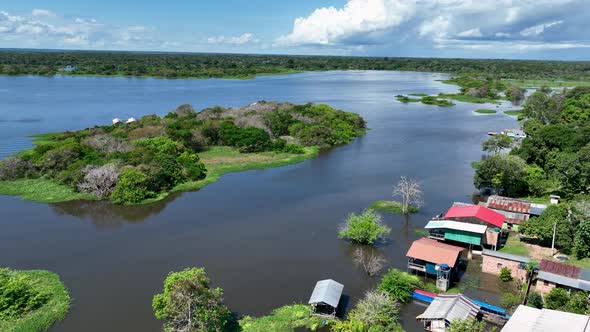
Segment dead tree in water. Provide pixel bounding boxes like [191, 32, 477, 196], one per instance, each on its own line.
[392, 176, 423, 214]
[353, 247, 386, 277]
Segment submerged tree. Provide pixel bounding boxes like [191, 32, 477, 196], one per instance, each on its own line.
[353, 247, 386, 277]
[338, 209, 391, 245]
[392, 176, 423, 214]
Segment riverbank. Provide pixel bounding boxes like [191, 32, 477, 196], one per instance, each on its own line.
[0, 269, 70, 332]
[0, 146, 319, 204]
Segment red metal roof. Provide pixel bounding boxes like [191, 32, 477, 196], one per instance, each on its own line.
[487, 195, 532, 214]
[444, 205, 505, 228]
[539, 259, 581, 279]
[406, 238, 464, 267]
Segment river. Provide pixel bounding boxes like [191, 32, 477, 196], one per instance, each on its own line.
[0, 71, 519, 331]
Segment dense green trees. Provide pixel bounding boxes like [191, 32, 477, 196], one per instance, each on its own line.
[4, 50, 589, 80]
[331, 290, 403, 332]
[152, 268, 234, 332]
[338, 209, 391, 245]
[473, 154, 528, 196]
[482, 134, 512, 154]
[520, 205, 574, 252]
[377, 269, 422, 304]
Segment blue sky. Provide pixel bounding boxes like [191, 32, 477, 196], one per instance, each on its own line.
[1, 0, 589, 60]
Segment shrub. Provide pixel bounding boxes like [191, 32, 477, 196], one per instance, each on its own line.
[263, 109, 293, 137]
[377, 269, 421, 303]
[565, 291, 589, 314]
[499, 267, 513, 282]
[527, 292, 544, 309]
[501, 292, 521, 309]
[111, 169, 153, 204]
[0, 157, 37, 180]
[152, 268, 234, 332]
[82, 134, 132, 155]
[447, 319, 486, 332]
[218, 122, 271, 152]
[176, 152, 207, 181]
[545, 288, 570, 310]
[338, 209, 391, 245]
[77, 164, 120, 198]
[0, 268, 49, 320]
[332, 290, 403, 332]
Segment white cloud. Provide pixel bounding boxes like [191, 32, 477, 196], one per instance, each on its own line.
[495, 32, 511, 38]
[32, 9, 55, 17]
[207, 33, 254, 45]
[277, 0, 416, 45]
[520, 20, 563, 37]
[457, 28, 482, 37]
[419, 16, 450, 39]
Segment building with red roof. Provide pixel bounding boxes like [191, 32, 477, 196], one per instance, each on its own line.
[406, 238, 465, 290]
[444, 205, 505, 228]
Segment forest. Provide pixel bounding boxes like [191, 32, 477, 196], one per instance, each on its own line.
[1, 50, 590, 80]
[0, 101, 366, 204]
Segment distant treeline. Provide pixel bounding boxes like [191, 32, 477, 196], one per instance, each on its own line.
[1, 50, 590, 80]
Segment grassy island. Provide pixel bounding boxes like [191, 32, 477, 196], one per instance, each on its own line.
[369, 200, 419, 214]
[0, 102, 365, 205]
[396, 94, 454, 107]
[0, 268, 70, 332]
[504, 110, 522, 116]
[474, 109, 497, 114]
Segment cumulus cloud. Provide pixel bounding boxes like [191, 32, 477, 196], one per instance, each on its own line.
[277, 0, 589, 57]
[207, 33, 255, 45]
[277, 0, 415, 46]
[31, 9, 55, 17]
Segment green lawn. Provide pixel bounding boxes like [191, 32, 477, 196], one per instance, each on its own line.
[0, 178, 96, 203]
[500, 233, 530, 256]
[0, 269, 70, 332]
[369, 200, 419, 214]
[169, 146, 319, 196]
[238, 304, 328, 332]
[474, 109, 497, 114]
[504, 110, 522, 116]
[517, 195, 551, 205]
[438, 93, 501, 104]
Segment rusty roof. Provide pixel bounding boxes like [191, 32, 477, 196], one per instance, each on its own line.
[487, 195, 533, 214]
[539, 259, 581, 279]
[406, 238, 464, 267]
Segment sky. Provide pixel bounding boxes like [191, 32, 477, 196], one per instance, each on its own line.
[1, 0, 590, 60]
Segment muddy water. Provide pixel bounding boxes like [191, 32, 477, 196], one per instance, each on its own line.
[0, 71, 519, 331]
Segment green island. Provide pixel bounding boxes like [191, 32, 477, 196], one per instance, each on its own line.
[369, 200, 419, 214]
[0, 102, 365, 204]
[0, 268, 70, 332]
[474, 109, 497, 114]
[396, 94, 454, 107]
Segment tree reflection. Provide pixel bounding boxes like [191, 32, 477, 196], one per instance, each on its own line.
[50, 193, 179, 230]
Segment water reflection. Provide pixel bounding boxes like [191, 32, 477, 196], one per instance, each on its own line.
[51, 193, 179, 230]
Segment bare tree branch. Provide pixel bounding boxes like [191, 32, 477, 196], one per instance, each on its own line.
[392, 176, 423, 214]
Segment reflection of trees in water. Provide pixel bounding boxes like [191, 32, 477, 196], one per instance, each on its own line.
[50, 193, 179, 231]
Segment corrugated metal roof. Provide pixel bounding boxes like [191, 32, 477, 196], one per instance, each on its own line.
[308, 279, 343, 308]
[536, 271, 590, 292]
[501, 305, 590, 332]
[491, 209, 529, 224]
[539, 259, 581, 279]
[444, 205, 505, 228]
[482, 249, 531, 263]
[416, 294, 479, 321]
[425, 220, 488, 234]
[406, 238, 464, 267]
[487, 195, 533, 214]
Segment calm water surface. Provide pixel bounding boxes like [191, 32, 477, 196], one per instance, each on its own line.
[0, 71, 519, 331]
